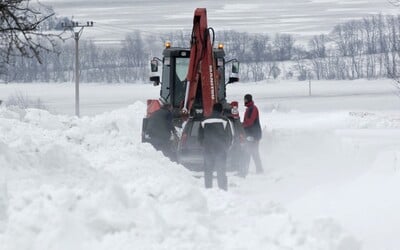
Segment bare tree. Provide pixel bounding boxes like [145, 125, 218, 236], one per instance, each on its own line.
[0, 0, 60, 67]
[309, 34, 327, 58]
[387, 0, 400, 91]
[273, 33, 295, 61]
[251, 34, 269, 62]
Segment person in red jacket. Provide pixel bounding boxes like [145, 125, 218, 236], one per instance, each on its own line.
[242, 94, 264, 174]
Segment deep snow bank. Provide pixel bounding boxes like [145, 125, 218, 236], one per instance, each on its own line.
[262, 110, 400, 250]
[0, 104, 362, 250]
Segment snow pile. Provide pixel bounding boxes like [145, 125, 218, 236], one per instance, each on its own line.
[264, 110, 400, 250]
[0, 104, 364, 250]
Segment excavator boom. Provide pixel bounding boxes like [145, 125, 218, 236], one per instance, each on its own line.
[183, 8, 219, 117]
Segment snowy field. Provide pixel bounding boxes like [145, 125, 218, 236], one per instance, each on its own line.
[1, 80, 400, 249]
[41, 0, 398, 43]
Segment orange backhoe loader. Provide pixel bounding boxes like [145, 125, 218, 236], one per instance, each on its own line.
[142, 8, 246, 171]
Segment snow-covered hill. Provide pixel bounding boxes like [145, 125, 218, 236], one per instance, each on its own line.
[1, 80, 400, 249]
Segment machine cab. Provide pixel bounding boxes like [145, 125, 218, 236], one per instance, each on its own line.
[149, 43, 239, 112]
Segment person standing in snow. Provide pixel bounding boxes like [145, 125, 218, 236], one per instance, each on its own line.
[242, 94, 264, 174]
[147, 103, 177, 161]
[198, 103, 233, 191]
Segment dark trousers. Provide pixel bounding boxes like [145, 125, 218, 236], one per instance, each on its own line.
[204, 151, 227, 191]
[241, 140, 263, 176]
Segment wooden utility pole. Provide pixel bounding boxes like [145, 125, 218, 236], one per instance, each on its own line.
[307, 71, 312, 96]
[62, 21, 94, 117]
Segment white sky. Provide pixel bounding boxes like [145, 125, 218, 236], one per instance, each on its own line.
[41, 0, 399, 43]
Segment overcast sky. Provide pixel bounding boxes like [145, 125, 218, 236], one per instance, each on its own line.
[42, 0, 399, 43]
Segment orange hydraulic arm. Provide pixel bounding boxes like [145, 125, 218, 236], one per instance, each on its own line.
[183, 8, 219, 117]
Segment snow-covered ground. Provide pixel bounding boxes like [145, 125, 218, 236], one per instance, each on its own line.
[1, 79, 400, 250]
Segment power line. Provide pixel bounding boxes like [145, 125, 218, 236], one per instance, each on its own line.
[95, 22, 162, 36]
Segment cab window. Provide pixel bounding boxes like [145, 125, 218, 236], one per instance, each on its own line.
[160, 57, 171, 103]
[173, 57, 190, 107]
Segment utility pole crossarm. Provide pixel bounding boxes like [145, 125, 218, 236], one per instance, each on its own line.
[61, 21, 94, 29]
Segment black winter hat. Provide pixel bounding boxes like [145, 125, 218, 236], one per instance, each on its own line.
[244, 94, 253, 102]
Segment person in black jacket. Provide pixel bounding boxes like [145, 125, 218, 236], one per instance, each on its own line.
[198, 103, 233, 191]
[147, 103, 177, 160]
[242, 94, 264, 175]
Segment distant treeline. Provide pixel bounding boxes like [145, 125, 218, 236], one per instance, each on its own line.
[2, 14, 400, 83]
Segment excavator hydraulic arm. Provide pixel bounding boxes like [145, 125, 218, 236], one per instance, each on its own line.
[183, 8, 219, 117]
